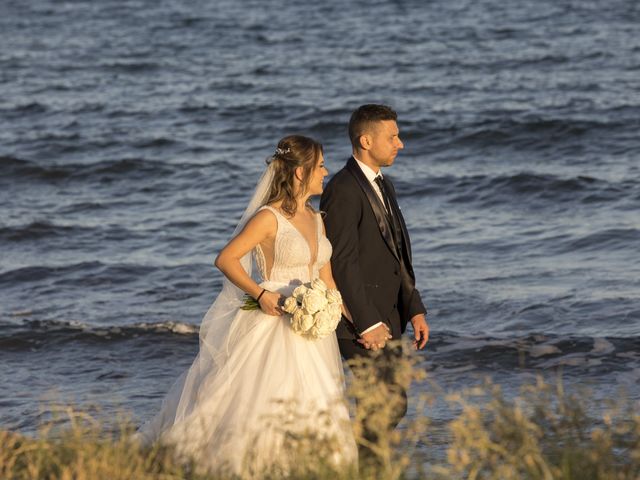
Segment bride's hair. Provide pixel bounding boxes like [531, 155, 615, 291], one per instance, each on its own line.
[265, 135, 323, 217]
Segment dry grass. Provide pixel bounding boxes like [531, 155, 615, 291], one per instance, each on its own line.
[0, 407, 199, 480]
[431, 376, 640, 480]
[2, 343, 639, 479]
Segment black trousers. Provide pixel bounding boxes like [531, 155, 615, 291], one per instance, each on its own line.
[338, 338, 409, 426]
[338, 324, 408, 465]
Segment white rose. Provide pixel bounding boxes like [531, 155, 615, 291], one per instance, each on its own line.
[290, 309, 303, 334]
[301, 289, 328, 315]
[282, 296, 299, 314]
[326, 302, 342, 322]
[309, 324, 321, 338]
[300, 312, 315, 332]
[292, 285, 308, 302]
[313, 310, 336, 337]
[310, 278, 327, 292]
[326, 288, 342, 305]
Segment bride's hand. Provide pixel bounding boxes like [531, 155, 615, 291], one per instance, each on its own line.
[258, 291, 284, 316]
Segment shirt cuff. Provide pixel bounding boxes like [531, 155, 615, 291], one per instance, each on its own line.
[361, 322, 385, 335]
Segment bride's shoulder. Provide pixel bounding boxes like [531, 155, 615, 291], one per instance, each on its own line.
[246, 207, 278, 232]
[254, 206, 278, 219]
[259, 204, 283, 218]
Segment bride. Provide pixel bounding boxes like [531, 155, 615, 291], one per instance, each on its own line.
[135, 135, 357, 476]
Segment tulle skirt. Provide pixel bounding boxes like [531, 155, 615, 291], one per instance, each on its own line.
[135, 281, 357, 476]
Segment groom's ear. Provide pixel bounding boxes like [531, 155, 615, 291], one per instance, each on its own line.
[359, 133, 372, 151]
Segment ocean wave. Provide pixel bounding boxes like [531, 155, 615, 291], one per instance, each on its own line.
[396, 172, 636, 207]
[133, 138, 179, 149]
[0, 262, 103, 285]
[0, 102, 48, 115]
[0, 319, 198, 351]
[427, 332, 640, 373]
[454, 118, 601, 147]
[0, 222, 93, 242]
[557, 228, 640, 254]
[55, 201, 111, 214]
[0, 261, 160, 286]
[2, 320, 638, 374]
[1, 156, 177, 184]
[88, 157, 174, 176]
[1, 156, 72, 181]
[400, 113, 639, 153]
[0, 221, 142, 244]
[97, 61, 162, 73]
[402, 107, 640, 152]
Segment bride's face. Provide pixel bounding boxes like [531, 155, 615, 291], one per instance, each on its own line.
[308, 152, 329, 196]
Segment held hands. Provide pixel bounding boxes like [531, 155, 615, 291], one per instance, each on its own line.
[358, 323, 393, 351]
[411, 313, 429, 350]
[258, 291, 284, 316]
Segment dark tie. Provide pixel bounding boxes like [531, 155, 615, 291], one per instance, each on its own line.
[374, 176, 393, 217]
[374, 176, 402, 257]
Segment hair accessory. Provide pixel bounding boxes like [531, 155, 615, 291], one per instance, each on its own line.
[275, 147, 291, 156]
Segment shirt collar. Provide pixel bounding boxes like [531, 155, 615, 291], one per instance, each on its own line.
[353, 156, 382, 183]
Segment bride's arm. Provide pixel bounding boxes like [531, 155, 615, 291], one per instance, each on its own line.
[318, 219, 353, 322]
[319, 261, 353, 322]
[214, 209, 282, 316]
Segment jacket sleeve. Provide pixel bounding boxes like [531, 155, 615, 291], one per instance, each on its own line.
[320, 178, 385, 334]
[408, 287, 427, 320]
[385, 178, 427, 321]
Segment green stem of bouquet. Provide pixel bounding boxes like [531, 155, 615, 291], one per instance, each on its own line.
[241, 294, 260, 311]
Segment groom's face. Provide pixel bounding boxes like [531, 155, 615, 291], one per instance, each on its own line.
[368, 120, 404, 168]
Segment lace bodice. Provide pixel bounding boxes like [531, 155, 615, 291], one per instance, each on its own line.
[254, 205, 332, 284]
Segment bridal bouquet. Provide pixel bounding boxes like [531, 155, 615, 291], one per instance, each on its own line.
[242, 278, 343, 339]
[282, 278, 343, 339]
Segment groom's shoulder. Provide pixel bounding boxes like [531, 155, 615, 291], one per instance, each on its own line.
[322, 162, 360, 206]
[327, 168, 350, 186]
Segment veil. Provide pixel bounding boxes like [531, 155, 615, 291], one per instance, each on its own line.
[198, 161, 276, 366]
[136, 162, 276, 438]
[174, 162, 276, 419]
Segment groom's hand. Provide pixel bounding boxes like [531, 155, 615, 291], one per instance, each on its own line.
[358, 324, 392, 351]
[410, 313, 429, 350]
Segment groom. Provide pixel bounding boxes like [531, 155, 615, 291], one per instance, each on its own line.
[320, 104, 429, 446]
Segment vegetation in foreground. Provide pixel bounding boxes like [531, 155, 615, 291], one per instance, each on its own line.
[2, 343, 639, 480]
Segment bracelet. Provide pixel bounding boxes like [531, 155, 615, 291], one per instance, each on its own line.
[256, 288, 267, 302]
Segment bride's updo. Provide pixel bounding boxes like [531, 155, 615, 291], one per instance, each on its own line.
[265, 135, 323, 216]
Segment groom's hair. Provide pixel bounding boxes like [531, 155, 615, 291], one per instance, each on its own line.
[349, 104, 398, 149]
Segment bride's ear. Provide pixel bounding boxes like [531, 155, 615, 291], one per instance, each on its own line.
[294, 166, 304, 183]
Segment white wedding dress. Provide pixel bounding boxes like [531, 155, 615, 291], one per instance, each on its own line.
[136, 205, 357, 476]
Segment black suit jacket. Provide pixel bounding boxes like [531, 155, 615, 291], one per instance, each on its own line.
[320, 157, 426, 339]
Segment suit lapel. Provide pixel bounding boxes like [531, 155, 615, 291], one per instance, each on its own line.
[345, 157, 400, 262]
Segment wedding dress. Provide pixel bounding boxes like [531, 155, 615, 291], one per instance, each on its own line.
[135, 203, 357, 476]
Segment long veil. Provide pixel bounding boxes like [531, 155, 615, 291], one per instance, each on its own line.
[136, 163, 276, 442]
